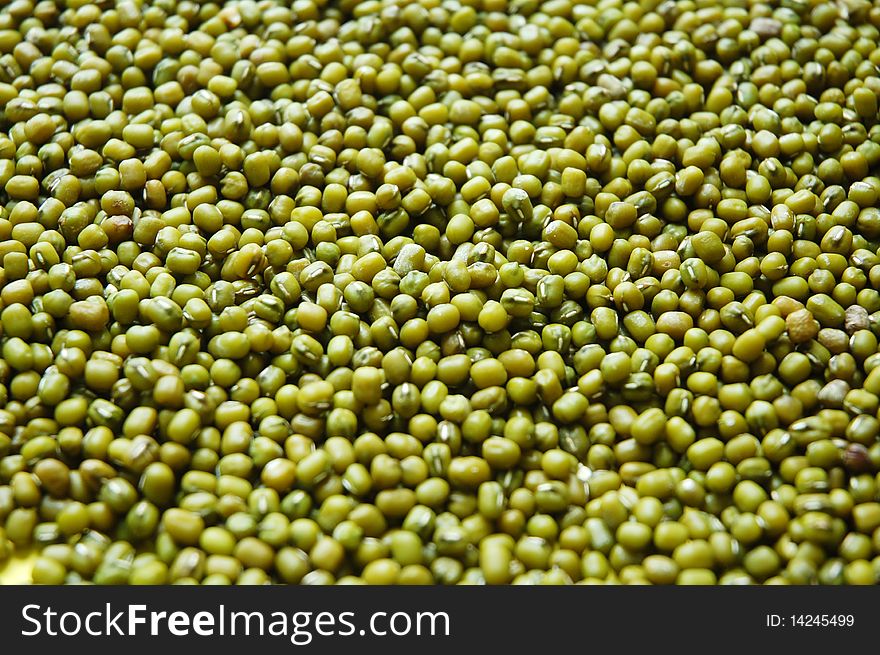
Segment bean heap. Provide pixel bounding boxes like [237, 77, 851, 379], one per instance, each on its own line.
[1, 0, 880, 585]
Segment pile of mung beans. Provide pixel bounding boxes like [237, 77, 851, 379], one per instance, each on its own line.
[0, 0, 880, 585]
